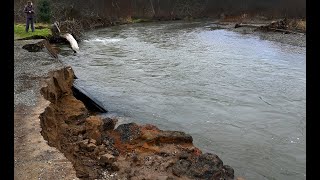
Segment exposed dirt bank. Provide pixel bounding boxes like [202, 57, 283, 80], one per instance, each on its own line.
[39, 63, 235, 180]
[15, 40, 236, 179]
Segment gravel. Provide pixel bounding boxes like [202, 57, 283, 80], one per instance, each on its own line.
[14, 39, 65, 108]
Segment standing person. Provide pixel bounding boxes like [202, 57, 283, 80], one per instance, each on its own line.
[24, 1, 35, 32]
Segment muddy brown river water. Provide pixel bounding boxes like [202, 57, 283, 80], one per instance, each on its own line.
[60, 21, 306, 180]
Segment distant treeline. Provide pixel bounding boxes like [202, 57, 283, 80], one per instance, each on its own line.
[14, 0, 305, 22]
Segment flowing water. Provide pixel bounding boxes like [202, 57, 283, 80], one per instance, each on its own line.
[60, 21, 306, 180]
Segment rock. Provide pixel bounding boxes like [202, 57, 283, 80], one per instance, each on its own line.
[86, 143, 96, 152]
[223, 165, 235, 179]
[74, 145, 80, 152]
[140, 130, 158, 141]
[89, 130, 102, 144]
[157, 175, 169, 180]
[115, 123, 141, 142]
[89, 139, 97, 144]
[190, 153, 224, 179]
[85, 116, 103, 143]
[110, 162, 120, 171]
[102, 117, 118, 131]
[132, 153, 139, 162]
[179, 152, 189, 160]
[155, 131, 193, 144]
[99, 153, 115, 164]
[190, 147, 202, 156]
[141, 124, 160, 131]
[97, 144, 106, 151]
[85, 116, 103, 130]
[79, 139, 89, 148]
[77, 134, 84, 141]
[172, 159, 191, 177]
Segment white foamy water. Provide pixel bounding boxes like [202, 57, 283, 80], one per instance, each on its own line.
[84, 38, 122, 43]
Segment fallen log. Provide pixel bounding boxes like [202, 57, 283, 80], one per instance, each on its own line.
[235, 22, 305, 35]
[235, 23, 265, 28]
[50, 21, 80, 53]
[60, 33, 79, 53]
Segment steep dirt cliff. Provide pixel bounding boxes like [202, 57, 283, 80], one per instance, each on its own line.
[39, 67, 235, 180]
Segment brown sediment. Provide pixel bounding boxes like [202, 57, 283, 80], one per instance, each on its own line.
[39, 66, 235, 180]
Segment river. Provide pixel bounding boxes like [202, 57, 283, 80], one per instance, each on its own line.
[60, 21, 306, 180]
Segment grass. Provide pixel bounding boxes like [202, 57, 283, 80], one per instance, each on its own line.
[14, 23, 52, 40]
[131, 18, 153, 23]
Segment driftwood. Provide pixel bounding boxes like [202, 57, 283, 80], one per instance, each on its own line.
[41, 40, 59, 58]
[60, 33, 79, 53]
[235, 19, 305, 35]
[234, 23, 264, 28]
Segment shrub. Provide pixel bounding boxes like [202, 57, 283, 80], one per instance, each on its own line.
[37, 0, 51, 23]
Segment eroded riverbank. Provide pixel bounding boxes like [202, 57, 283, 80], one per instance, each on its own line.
[14, 18, 305, 180]
[60, 20, 305, 179]
[14, 39, 236, 179]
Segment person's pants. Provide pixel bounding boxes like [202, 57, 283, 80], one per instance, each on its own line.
[26, 18, 34, 32]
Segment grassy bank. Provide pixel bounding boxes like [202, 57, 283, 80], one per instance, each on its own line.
[14, 23, 52, 40]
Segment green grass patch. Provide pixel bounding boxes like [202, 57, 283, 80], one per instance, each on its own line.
[14, 23, 52, 40]
[132, 18, 153, 23]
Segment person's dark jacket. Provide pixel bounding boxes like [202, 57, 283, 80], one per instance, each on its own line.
[24, 5, 35, 19]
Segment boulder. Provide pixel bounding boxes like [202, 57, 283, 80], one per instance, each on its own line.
[115, 123, 141, 142]
[102, 117, 118, 131]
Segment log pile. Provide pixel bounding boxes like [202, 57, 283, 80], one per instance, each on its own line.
[235, 18, 306, 35]
[258, 18, 289, 31]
